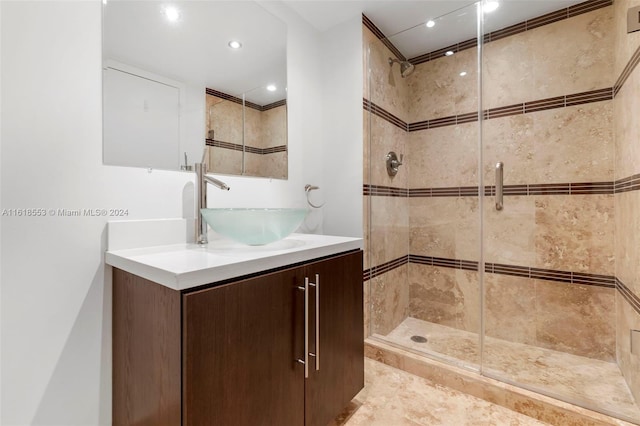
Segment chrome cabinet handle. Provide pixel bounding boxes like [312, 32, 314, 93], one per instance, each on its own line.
[495, 162, 504, 211]
[296, 277, 309, 378]
[309, 274, 320, 371]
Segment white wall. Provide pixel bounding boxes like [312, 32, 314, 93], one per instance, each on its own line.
[319, 16, 364, 238]
[0, 1, 324, 425]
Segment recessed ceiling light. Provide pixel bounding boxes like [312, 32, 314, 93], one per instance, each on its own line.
[426, 20, 435, 28]
[163, 5, 180, 22]
[228, 40, 242, 49]
[445, 51, 454, 56]
[483, 1, 500, 13]
[459, 71, 468, 77]
[266, 84, 277, 92]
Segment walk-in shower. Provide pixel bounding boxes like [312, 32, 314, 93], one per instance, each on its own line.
[364, 0, 640, 423]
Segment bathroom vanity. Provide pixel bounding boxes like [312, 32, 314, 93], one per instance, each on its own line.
[107, 232, 364, 426]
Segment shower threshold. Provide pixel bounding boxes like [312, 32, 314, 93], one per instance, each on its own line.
[369, 317, 640, 425]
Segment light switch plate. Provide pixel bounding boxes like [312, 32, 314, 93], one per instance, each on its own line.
[632, 329, 640, 355]
[628, 6, 640, 33]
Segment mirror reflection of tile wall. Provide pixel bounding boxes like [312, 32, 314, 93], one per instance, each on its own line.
[205, 90, 287, 179]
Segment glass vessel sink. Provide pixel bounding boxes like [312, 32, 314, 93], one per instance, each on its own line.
[200, 208, 308, 246]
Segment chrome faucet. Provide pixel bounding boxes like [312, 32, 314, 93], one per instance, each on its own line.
[195, 162, 230, 245]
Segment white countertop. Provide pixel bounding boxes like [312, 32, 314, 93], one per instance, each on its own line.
[105, 233, 363, 291]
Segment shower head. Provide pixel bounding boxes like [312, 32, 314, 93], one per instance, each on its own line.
[388, 58, 415, 78]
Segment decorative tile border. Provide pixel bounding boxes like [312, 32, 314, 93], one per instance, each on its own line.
[409, 254, 478, 271]
[614, 43, 640, 96]
[616, 278, 640, 315]
[366, 255, 640, 313]
[363, 184, 409, 197]
[206, 139, 286, 155]
[366, 254, 620, 290]
[363, 98, 407, 131]
[484, 262, 615, 288]
[363, 183, 617, 198]
[406, 88, 613, 132]
[615, 173, 640, 194]
[364, 255, 409, 281]
[362, 13, 406, 62]
[206, 88, 286, 112]
[407, 0, 612, 65]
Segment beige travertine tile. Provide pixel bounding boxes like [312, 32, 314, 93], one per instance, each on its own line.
[369, 195, 408, 267]
[408, 264, 479, 333]
[615, 191, 640, 298]
[408, 123, 478, 189]
[244, 106, 262, 149]
[207, 146, 242, 176]
[534, 195, 614, 275]
[614, 0, 640, 81]
[409, 196, 479, 261]
[364, 26, 409, 122]
[535, 280, 615, 361]
[482, 29, 536, 110]
[258, 151, 287, 180]
[482, 114, 535, 186]
[614, 68, 640, 180]
[261, 105, 287, 148]
[483, 196, 536, 266]
[484, 274, 536, 345]
[532, 101, 614, 183]
[366, 339, 640, 425]
[206, 95, 243, 145]
[407, 49, 477, 122]
[363, 195, 370, 271]
[616, 292, 640, 406]
[363, 279, 371, 338]
[332, 358, 549, 426]
[363, 110, 371, 185]
[369, 113, 408, 188]
[532, 7, 614, 99]
[370, 265, 409, 335]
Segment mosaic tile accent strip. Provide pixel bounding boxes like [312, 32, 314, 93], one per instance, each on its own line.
[409, 255, 479, 271]
[485, 263, 615, 288]
[615, 44, 640, 96]
[363, 184, 408, 197]
[206, 88, 286, 112]
[368, 255, 616, 288]
[402, 88, 613, 132]
[205, 139, 286, 155]
[408, 0, 612, 65]
[363, 98, 407, 131]
[616, 278, 640, 316]
[364, 255, 409, 281]
[615, 173, 640, 194]
[362, 13, 406, 62]
[366, 181, 640, 198]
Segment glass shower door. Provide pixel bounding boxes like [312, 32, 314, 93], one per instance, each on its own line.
[365, 3, 483, 371]
[480, 1, 640, 422]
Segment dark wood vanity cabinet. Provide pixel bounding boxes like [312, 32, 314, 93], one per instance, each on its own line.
[113, 250, 363, 426]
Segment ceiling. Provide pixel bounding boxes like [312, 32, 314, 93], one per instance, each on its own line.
[284, 0, 586, 58]
[103, 1, 287, 105]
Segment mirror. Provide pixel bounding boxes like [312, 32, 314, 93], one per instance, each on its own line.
[102, 1, 287, 178]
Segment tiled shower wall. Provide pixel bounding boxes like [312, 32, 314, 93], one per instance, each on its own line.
[205, 92, 287, 178]
[364, 1, 626, 367]
[614, 0, 640, 406]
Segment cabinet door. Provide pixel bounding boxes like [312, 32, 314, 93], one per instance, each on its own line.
[304, 251, 364, 426]
[182, 267, 305, 426]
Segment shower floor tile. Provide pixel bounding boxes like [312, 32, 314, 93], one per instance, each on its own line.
[377, 317, 640, 423]
[331, 358, 550, 425]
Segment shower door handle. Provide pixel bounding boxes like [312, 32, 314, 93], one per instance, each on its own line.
[495, 162, 504, 211]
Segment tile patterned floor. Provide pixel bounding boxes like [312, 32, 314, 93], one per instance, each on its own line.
[379, 317, 640, 422]
[331, 358, 550, 425]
